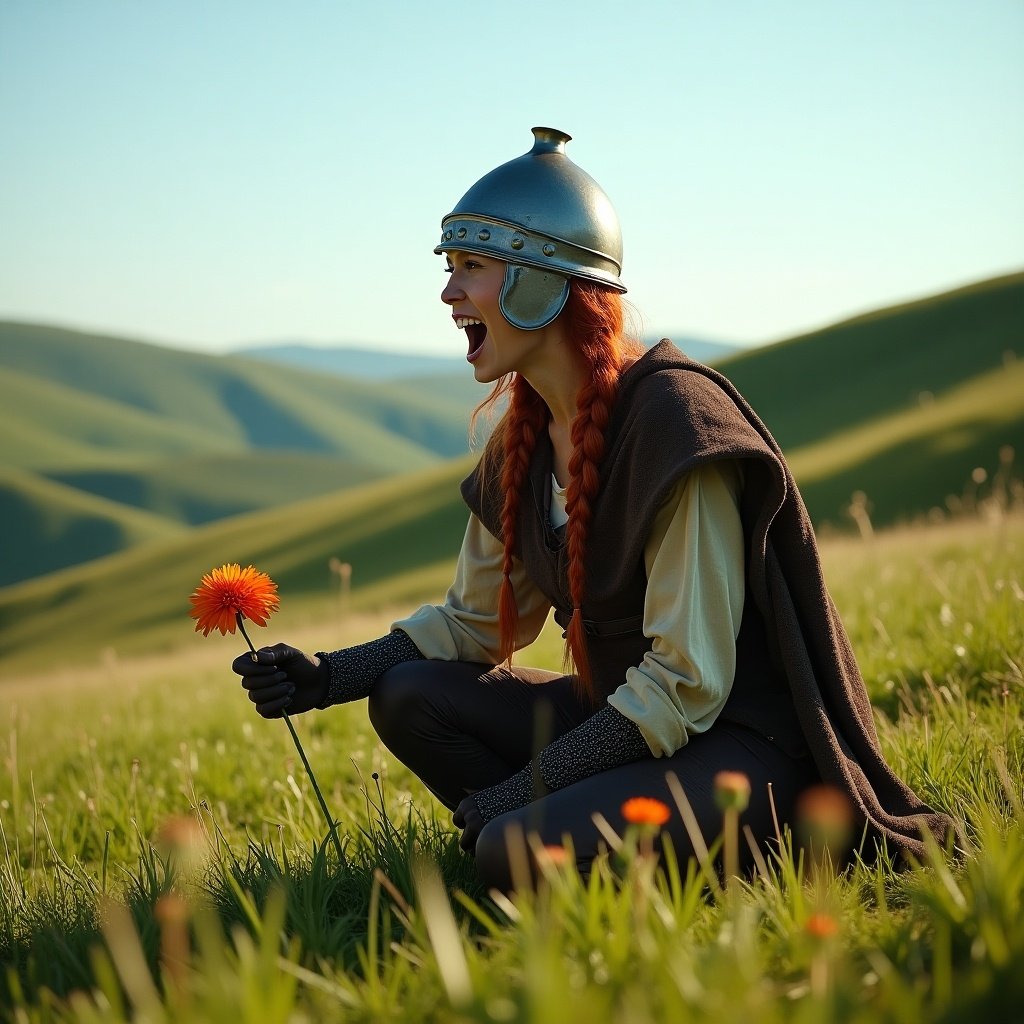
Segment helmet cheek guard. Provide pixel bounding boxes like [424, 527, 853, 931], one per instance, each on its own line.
[435, 127, 625, 331]
[500, 264, 570, 330]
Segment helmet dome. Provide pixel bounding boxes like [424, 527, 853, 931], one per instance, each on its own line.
[435, 127, 625, 330]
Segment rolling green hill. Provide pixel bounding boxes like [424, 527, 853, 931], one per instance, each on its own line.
[1, 271, 1021, 619]
[0, 322, 471, 464]
[0, 464, 187, 586]
[719, 271, 1023, 452]
[0, 457, 476, 671]
[44, 452, 392, 526]
[789, 358, 1024, 525]
[0, 321, 479, 583]
[0, 365, 236, 470]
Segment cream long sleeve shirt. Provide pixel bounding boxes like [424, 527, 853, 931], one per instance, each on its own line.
[393, 460, 746, 758]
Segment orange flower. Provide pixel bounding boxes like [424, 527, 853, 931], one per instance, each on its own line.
[714, 770, 751, 812]
[189, 563, 279, 636]
[536, 844, 571, 868]
[796, 785, 855, 854]
[805, 912, 839, 939]
[621, 796, 672, 827]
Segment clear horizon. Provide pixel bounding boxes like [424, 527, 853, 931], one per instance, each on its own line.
[2, 1, 1022, 356]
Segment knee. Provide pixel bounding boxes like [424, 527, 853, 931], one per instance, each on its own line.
[367, 661, 436, 742]
[474, 818, 516, 894]
[474, 816, 536, 894]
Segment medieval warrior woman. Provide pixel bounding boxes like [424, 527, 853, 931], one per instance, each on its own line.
[233, 127, 950, 891]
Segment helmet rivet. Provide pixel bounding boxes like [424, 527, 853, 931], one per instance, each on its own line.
[542, 243, 556, 256]
[456, 227, 467, 239]
[510, 237, 525, 250]
[478, 229, 491, 241]
[444, 229, 453, 240]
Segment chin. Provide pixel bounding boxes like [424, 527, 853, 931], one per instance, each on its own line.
[473, 365, 500, 384]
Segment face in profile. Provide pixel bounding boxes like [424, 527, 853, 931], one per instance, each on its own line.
[441, 251, 550, 383]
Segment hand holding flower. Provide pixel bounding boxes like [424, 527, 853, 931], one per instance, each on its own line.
[189, 562, 342, 861]
[233, 643, 329, 718]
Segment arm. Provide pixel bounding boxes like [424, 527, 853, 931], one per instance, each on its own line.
[237, 513, 552, 716]
[455, 462, 746, 845]
[394, 512, 552, 664]
[324, 513, 551, 704]
[608, 459, 745, 754]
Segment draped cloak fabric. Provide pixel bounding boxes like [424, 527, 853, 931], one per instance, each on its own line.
[462, 339, 953, 861]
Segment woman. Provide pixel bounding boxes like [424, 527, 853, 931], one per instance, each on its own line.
[234, 128, 950, 891]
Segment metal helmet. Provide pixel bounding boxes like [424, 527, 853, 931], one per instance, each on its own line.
[434, 127, 626, 330]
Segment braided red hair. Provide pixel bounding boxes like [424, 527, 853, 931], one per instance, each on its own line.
[473, 279, 640, 699]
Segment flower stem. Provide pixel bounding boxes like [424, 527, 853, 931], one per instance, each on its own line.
[723, 807, 739, 894]
[236, 613, 344, 864]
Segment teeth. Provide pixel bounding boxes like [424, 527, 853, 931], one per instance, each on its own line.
[455, 317, 483, 330]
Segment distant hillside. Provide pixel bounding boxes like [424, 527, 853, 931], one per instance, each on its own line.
[0, 321, 477, 583]
[0, 458, 476, 669]
[717, 271, 1024, 525]
[45, 453, 391, 527]
[232, 343, 465, 380]
[789, 359, 1024, 525]
[0, 464, 186, 586]
[232, 335, 743, 381]
[720, 272, 1023, 452]
[0, 322, 470, 466]
[0, 364, 235, 470]
[2, 271, 1021, 592]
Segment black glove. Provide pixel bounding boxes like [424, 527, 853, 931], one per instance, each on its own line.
[452, 795, 488, 854]
[233, 643, 329, 718]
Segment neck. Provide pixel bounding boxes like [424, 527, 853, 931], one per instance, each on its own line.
[517, 325, 587, 432]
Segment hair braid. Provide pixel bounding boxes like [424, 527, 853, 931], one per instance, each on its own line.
[563, 290, 630, 698]
[495, 376, 547, 665]
[469, 279, 639, 688]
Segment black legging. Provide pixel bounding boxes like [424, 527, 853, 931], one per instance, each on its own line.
[368, 659, 820, 892]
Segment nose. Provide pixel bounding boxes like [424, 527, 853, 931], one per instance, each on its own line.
[441, 273, 464, 306]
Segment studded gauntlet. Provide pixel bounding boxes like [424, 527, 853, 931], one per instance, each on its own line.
[471, 704, 651, 823]
[316, 629, 424, 707]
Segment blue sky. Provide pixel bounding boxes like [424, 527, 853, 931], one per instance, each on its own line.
[1, 0, 1021, 356]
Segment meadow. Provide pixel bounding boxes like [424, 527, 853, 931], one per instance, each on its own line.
[2, 510, 1022, 1023]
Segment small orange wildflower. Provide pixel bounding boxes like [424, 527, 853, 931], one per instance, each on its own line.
[713, 770, 751, 812]
[542, 844, 570, 864]
[189, 563, 279, 636]
[805, 912, 839, 939]
[621, 796, 672, 827]
[796, 784, 855, 853]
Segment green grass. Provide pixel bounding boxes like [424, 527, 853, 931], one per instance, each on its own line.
[789, 357, 1024, 525]
[0, 514, 1022, 1021]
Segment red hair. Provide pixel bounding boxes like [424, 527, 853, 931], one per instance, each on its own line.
[473, 279, 642, 701]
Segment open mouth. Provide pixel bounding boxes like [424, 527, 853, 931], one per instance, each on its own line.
[455, 316, 487, 361]
[466, 322, 486, 358]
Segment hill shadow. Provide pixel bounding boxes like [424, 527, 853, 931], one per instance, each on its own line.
[218, 378, 333, 452]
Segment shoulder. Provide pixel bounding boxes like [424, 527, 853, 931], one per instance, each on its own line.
[614, 347, 763, 457]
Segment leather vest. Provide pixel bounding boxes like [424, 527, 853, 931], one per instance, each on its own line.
[461, 344, 807, 755]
